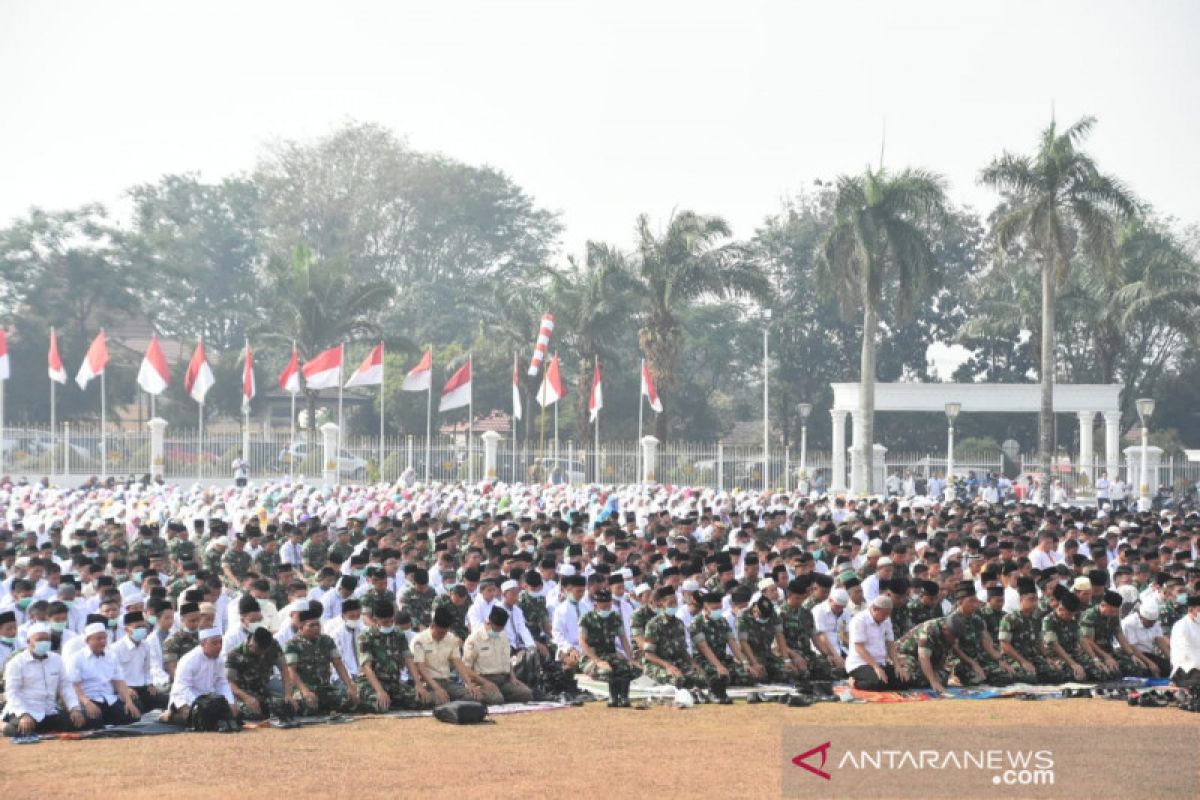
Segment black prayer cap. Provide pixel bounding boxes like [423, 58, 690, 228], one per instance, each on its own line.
[1016, 578, 1037, 596]
[488, 605, 509, 627]
[373, 600, 396, 619]
[654, 586, 675, 601]
[412, 568, 430, 585]
[252, 627, 275, 648]
[813, 573, 834, 589]
[986, 585, 1004, 598]
[343, 599, 361, 613]
[953, 580, 976, 600]
[920, 580, 940, 598]
[238, 595, 261, 615]
[1060, 593, 1081, 613]
[787, 577, 811, 595]
[0, 610, 15, 626]
[432, 605, 454, 629]
[593, 588, 613, 603]
[123, 611, 144, 625]
[1102, 590, 1122, 607]
[299, 606, 321, 623]
[178, 603, 200, 617]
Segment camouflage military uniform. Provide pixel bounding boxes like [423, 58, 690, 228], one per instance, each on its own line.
[162, 629, 199, 670]
[284, 634, 351, 714]
[1042, 613, 1104, 681]
[979, 605, 1004, 642]
[944, 611, 1012, 685]
[203, 549, 224, 577]
[254, 549, 282, 578]
[302, 540, 329, 572]
[689, 614, 749, 685]
[906, 598, 941, 628]
[223, 549, 253, 583]
[517, 591, 550, 644]
[131, 537, 167, 562]
[400, 587, 436, 629]
[578, 610, 639, 682]
[225, 638, 287, 719]
[359, 588, 397, 617]
[895, 618, 954, 688]
[355, 627, 422, 711]
[780, 603, 831, 680]
[998, 610, 1063, 683]
[166, 577, 195, 602]
[736, 609, 795, 683]
[327, 542, 353, 567]
[642, 613, 702, 686]
[168, 538, 196, 564]
[889, 600, 913, 640]
[629, 604, 657, 647]
[1079, 606, 1144, 678]
[431, 595, 469, 640]
[1159, 599, 1185, 633]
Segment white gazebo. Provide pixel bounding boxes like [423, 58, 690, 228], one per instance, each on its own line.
[829, 382, 1123, 495]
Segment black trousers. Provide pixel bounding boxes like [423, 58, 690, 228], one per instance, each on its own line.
[80, 699, 133, 729]
[850, 663, 901, 691]
[1172, 668, 1200, 689]
[133, 685, 168, 711]
[3, 712, 73, 737]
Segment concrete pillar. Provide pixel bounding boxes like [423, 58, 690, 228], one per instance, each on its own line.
[830, 410, 847, 494]
[147, 417, 167, 481]
[1077, 411, 1095, 489]
[640, 435, 660, 483]
[1124, 445, 1163, 500]
[1104, 411, 1121, 482]
[481, 431, 501, 480]
[849, 410, 863, 496]
[849, 443, 888, 496]
[320, 422, 339, 485]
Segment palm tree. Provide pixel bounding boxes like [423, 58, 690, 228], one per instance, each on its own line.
[260, 244, 396, 438]
[980, 116, 1139, 479]
[817, 167, 949, 495]
[630, 211, 769, 441]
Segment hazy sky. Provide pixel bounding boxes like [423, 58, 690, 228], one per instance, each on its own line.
[2, 1, 1197, 371]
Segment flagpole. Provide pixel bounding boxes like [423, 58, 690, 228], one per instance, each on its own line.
[467, 352, 474, 484]
[637, 359, 644, 484]
[425, 347, 432, 484]
[593, 355, 600, 485]
[553, 351, 559, 464]
[289, 390, 296, 483]
[379, 345, 385, 483]
[50, 375, 56, 476]
[512, 352, 519, 484]
[337, 343, 344, 477]
[242, 340, 251, 472]
[99, 367, 107, 481]
[0, 376, 5, 478]
[197, 401, 204, 481]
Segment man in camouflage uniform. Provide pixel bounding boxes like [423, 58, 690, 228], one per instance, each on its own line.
[162, 601, 202, 679]
[254, 537, 282, 578]
[886, 578, 914, 639]
[222, 535, 254, 587]
[907, 580, 943, 628]
[780, 577, 830, 680]
[166, 523, 196, 564]
[1042, 592, 1102, 681]
[226, 626, 294, 719]
[945, 581, 1015, 686]
[690, 591, 747, 696]
[284, 605, 359, 714]
[359, 567, 397, 619]
[738, 596, 798, 684]
[979, 585, 1006, 642]
[578, 588, 639, 707]
[641, 586, 704, 689]
[356, 600, 429, 712]
[517, 571, 551, 646]
[895, 615, 965, 692]
[629, 588, 658, 655]
[400, 568, 436, 630]
[302, 527, 329, 574]
[998, 578, 1063, 683]
[326, 528, 354, 568]
[1080, 590, 1153, 678]
[131, 525, 167, 562]
[431, 585, 470, 641]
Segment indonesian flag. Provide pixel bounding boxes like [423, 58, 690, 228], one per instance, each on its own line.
[242, 341, 256, 410]
[279, 345, 300, 394]
[0, 329, 8, 382]
[302, 344, 343, 390]
[75, 330, 109, 389]
[588, 359, 603, 423]
[346, 343, 384, 388]
[137, 335, 171, 395]
[402, 348, 432, 392]
[511, 353, 522, 421]
[47, 328, 66, 384]
[438, 358, 472, 412]
[536, 353, 566, 407]
[641, 359, 663, 413]
[527, 313, 554, 376]
[184, 340, 215, 404]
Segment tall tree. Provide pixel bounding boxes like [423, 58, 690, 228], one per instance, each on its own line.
[980, 116, 1139, 478]
[817, 167, 948, 494]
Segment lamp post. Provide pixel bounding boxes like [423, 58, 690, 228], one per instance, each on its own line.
[945, 402, 961, 501]
[797, 402, 812, 485]
[1136, 398, 1155, 512]
[762, 309, 771, 493]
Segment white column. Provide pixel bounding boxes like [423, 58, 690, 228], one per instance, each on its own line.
[148, 417, 167, 481]
[640, 435, 660, 484]
[872, 444, 887, 496]
[830, 410, 847, 494]
[320, 422, 339, 485]
[1103, 411, 1121, 482]
[481, 430, 501, 480]
[1077, 411, 1095, 489]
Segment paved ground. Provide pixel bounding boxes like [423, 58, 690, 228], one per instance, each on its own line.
[2, 698, 1196, 799]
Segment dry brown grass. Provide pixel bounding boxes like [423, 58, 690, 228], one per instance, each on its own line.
[2, 699, 1197, 800]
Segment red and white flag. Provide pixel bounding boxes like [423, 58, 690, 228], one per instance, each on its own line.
[279, 345, 300, 394]
[438, 358, 472, 412]
[75, 330, 109, 389]
[536, 353, 566, 407]
[588, 359, 603, 423]
[526, 313, 554, 376]
[0, 329, 9, 382]
[302, 344, 343, 390]
[641, 359, 663, 413]
[184, 340, 215, 404]
[346, 343, 384, 388]
[137, 335, 171, 395]
[402, 348, 432, 392]
[47, 328, 66, 384]
[242, 341, 256, 410]
[511, 353, 522, 421]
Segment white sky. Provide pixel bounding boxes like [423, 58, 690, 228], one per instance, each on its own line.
[2, 0, 1198, 374]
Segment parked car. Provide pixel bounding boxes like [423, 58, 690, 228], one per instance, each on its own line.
[277, 441, 368, 479]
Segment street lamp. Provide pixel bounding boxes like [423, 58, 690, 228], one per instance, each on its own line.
[1136, 398, 1155, 511]
[762, 309, 772, 493]
[945, 402, 961, 501]
[797, 403, 812, 486]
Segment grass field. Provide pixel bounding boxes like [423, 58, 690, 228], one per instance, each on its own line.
[2, 698, 1198, 799]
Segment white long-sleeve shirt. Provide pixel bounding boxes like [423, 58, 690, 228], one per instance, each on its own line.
[2, 650, 80, 721]
[499, 603, 536, 650]
[169, 646, 234, 707]
[322, 617, 360, 679]
[1170, 613, 1200, 674]
[551, 599, 583, 654]
[111, 636, 155, 688]
[65, 647, 122, 704]
[467, 596, 497, 633]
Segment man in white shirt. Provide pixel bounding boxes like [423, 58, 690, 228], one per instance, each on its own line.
[1169, 596, 1200, 688]
[2, 623, 85, 737]
[811, 588, 849, 674]
[846, 596, 900, 691]
[322, 599, 363, 680]
[163, 628, 238, 724]
[467, 580, 501, 633]
[1030, 533, 1060, 572]
[111, 611, 166, 711]
[551, 575, 587, 668]
[66, 621, 141, 728]
[1121, 602, 1170, 677]
[223, 595, 265, 655]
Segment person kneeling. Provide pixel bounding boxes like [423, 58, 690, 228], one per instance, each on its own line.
[66, 621, 141, 729]
[2, 623, 86, 737]
[462, 606, 533, 705]
[847, 597, 903, 691]
[162, 627, 239, 725]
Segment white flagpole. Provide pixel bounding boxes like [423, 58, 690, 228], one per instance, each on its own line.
[337, 344, 344, 473]
[637, 358, 644, 484]
[197, 401, 204, 480]
[378, 346, 385, 481]
[100, 369, 107, 481]
[242, 340, 251, 472]
[512, 352, 519, 484]
[425, 347, 433, 484]
[289, 339, 296, 483]
[50, 377, 56, 476]
[552, 351, 559, 463]
[467, 352, 474, 484]
[0, 376, 5, 477]
[593, 356, 600, 485]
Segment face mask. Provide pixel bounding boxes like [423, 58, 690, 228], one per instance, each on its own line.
[710, 609, 724, 621]
[488, 629, 502, 638]
[598, 608, 613, 618]
[16, 598, 32, 610]
[660, 607, 675, 617]
[146, 615, 158, 627]
[344, 620, 361, 631]
[34, 640, 52, 656]
[115, 573, 128, 582]
[51, 621, 67, 633]
[131, 628, 148, 643]
[379, 625, 396, 634]
[246, 621, 263, 633]
[568, 596, 579, 605]
[107, 618, 118, 629]
[624, 581, 634, 592]
[0, 636, 14, 645]
[186, 575, 197, 584]
[132, 571, 143, 583]
[1178, 594, 1189, 605]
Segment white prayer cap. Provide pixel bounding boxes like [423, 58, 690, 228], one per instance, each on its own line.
[1117, 585, 1140, 605]
[1140, 600, 1160, 620]
[831, 589, 851, 606]
[877, 557, 894, 568]
[84, 622, 107, 638]
[634, 583, 651, 595]
[500, 580, 520, 593]
[558, 564, 576, 577]
[756, 578, 775, 592]
[872, 595, 894, 610]
[198, 627, 222, 640]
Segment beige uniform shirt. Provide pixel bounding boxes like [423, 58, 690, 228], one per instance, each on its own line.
[462, 629, 511, 676]
[410, 629, 461, 681]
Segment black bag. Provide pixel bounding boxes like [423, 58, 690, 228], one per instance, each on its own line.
[432, 700, 489, 724]
[187, 694, 239, 733]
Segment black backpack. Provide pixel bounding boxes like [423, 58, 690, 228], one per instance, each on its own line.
[188, 694, 240, 733]
[432, 700, 489, 724]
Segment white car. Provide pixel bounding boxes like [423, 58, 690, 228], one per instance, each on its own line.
[277, 441, 368, 479]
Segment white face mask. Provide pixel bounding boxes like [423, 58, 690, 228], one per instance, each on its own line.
[246, 621, 263, 633]
[344, 619, 361, 631]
